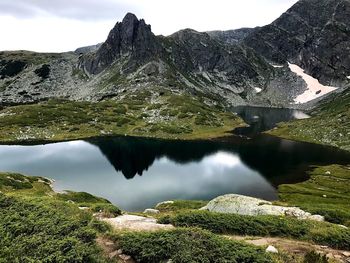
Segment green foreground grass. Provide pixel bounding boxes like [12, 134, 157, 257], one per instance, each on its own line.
[0, 167, 347, 262]
[111, 228, 272, 263]
[0, 172, 119, 262]
[158, 210, 350, 250]
[278, 165, 350, 226]
[0, 89, 244, 143]
[268, 89, 350, 151]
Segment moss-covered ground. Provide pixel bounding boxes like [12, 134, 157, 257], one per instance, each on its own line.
[278, 165, 350, 226]
[0, 89, 244, 143]
[0, 172, 121, 262]
[268, 89, 350, 151]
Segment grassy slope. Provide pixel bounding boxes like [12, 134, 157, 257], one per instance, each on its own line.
[112, 228, 272, 263]
[268, 88, 350, 151]
[0, 173, 276, 263]
[278, 165, 350, 226]
[0, 172, 120, 262]
[0, 89, 244, 143]
[158, 210, 350, 251]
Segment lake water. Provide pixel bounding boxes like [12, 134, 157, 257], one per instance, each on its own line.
[0, 107, 349, 211]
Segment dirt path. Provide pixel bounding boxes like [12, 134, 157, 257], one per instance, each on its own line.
[98, 214, 350, 262]
[102, 214, 174, 232]
[227, 235, 350, 263]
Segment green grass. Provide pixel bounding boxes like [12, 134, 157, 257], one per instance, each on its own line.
[268, 88, 350, 151]
[0, 89, 244, 143]
[158, 211, 350, 250]
[278, 165, 350, 226]
[0, 172, 121, 218]
[112, 228, 273, 263]
[0, 171, 120, 262]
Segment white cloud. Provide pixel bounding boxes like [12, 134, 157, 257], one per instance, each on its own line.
[0, 0, 299, 52]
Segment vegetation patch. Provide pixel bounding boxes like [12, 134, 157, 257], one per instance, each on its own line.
[0, 60, 27, 79]
[159, 211, 350, 250]
[268, 89, 350, 151]
[278, 164, 350, 226]
[0, 171, 120, 262]
[113, 228, 272, 263]
[34, 64, 50, 80]
[0, 89, 244, 143]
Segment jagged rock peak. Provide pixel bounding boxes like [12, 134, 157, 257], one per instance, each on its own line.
[80, 13, 160, 74]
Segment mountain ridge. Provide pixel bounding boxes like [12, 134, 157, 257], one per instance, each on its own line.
[1, 0, 349, 108]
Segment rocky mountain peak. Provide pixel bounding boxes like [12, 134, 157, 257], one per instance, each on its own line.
[80, 13, 160, 74]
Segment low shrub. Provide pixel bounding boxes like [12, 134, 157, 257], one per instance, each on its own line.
[159, 211, 350, 250]
[116, 228, 272, 263]
[0, 194, 106, 262]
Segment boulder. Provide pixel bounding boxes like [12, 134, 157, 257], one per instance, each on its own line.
[266, 245, 278, 254]
[201, 194, 324, 221]
[143, 208, 160, 214]
[156, 201, 174, 208]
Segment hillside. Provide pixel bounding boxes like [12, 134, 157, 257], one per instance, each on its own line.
[268, 87, 350, 151]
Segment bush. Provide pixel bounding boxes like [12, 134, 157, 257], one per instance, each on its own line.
[303, 251, 328, 263]
[116, 228, 272, 263]
[159, 211, 350, 250]
[0, 194, 107, 262]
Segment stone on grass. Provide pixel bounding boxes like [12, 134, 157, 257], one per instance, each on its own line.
[266, 245, 278, 253]
[143, 208, 160, 214]
[201, 194, 324, 221]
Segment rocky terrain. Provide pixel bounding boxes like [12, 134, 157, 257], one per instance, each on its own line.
[2, 0, 350, 109]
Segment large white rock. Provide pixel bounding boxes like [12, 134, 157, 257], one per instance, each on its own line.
[201, 194, 324, 221]
[143, 208, 160, 214]
[155, 200, 174, 208]
[103, 215, 174, 232]
[266, 245, 279, 254]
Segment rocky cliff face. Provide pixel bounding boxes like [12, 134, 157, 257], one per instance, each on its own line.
[80, 13, 162, 75]
[243, 0, 350, 86]
[207, 28, 257, 45]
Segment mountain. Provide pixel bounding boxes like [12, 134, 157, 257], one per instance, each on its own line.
[243, 0, 350, 87]
[206, 28, 257, 45]
[1, 1, 350, 108]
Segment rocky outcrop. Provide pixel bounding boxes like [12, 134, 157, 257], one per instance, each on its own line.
[244, 0, 350, 86]
[80, 13, 162, 74]
[207, 28, 257, 45]
[74, 43, 102, 55]
[201, 194, 324, 221]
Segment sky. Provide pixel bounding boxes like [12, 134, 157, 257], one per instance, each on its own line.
[0, 0, 299, 53]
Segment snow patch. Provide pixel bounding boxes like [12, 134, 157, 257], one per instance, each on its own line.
[271, 64, 284, 68]
[254, 87, 262, 93]
[288, 63, 337, 104]
[293, 111, 310, 119]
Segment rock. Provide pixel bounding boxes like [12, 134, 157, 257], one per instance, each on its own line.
[307, 215, 325, 222]
[156, 200, 174, 207]
[143, 208, 160, 214]
[325, 171, 331, 175]
[202, 194, 324, 221]
[102, 214, 174, 232]
[342, 252, 350, 257]
[323, 195, 327, 198]
[79, 13, 161, 75]
[266, 245, 278, 254]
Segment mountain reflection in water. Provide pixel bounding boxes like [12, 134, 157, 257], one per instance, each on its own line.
[0, 135, 349, 211]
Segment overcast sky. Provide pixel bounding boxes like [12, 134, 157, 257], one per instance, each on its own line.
[0, 0, 299, 52]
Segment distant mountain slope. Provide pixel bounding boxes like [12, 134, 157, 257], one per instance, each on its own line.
[1, 0, 350, 108]
[206, 28, 256, 44]
[268, 87, 350, 151]
[243, 0, 350, 87]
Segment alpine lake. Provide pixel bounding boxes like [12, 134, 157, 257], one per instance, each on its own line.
[0, 106, 349, 211]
